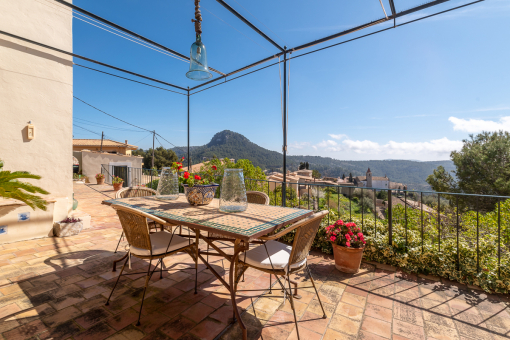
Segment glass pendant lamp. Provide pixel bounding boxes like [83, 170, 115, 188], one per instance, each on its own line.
[186, 0, 212, 81]
[186, 35, 212, 81]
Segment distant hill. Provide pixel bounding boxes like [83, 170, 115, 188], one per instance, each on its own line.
[173, 130, 455, 191]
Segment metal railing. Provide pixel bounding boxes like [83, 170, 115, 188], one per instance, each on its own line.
[244, 178, 509, 280]
[101, 164, 161, 188]
[101, 165, 509, 280]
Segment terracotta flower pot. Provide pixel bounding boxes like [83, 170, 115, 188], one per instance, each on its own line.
[332, 243, 364, 274]
[113, 182, 123, 191]
[96, 177, 105, 185]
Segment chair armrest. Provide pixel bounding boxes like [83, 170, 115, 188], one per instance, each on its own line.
[259, 210, 329, 241]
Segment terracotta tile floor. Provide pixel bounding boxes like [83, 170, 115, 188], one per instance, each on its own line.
[0, 183, 508, 340]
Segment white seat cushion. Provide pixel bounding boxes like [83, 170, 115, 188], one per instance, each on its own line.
[130, 232, 193, 256]
[241, 240, 306, 271]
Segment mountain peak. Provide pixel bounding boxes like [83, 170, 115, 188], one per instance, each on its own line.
[207, 130, 249, 147]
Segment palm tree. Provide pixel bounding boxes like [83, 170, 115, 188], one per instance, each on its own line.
[0, 160, 50, 210]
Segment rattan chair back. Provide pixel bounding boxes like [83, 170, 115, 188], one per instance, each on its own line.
[246, 191, 270, 205]
[112, 205, 155, 252]
[288, 211, 328, 267]
[116, 187, 157, 199]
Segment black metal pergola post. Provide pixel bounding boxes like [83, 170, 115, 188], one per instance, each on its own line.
[282, 48, 288, 207]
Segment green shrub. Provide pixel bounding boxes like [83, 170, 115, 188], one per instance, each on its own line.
[278, 206, 510, 294]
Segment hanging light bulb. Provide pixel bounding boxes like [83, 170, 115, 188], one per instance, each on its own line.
[186, 0, 212, 81]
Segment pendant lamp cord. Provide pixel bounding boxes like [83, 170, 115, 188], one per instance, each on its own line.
[192, 0, 202, 37]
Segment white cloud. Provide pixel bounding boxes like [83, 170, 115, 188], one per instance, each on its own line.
[288, 141, 310, 150]
[312, 140, 338, 150]
[449, 116, 510, 133]
[291, 137, 462, 161]
[328, 134, 348, 140]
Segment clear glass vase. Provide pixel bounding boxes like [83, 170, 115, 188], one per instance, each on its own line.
[219, 169, 248, 212]
[156, 167, 179, 200]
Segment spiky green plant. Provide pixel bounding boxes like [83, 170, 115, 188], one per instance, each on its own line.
[0, 160, 50, 211]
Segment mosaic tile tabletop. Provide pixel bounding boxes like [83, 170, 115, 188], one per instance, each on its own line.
[103, 195, 313, 241]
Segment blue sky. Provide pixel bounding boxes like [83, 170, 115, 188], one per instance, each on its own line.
[66, 0, 510, 161]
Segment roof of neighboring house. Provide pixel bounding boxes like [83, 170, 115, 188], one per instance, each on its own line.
[73, 139, 138, 150]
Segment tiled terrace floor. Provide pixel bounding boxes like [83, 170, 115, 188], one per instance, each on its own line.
[0, 183, 509, 340]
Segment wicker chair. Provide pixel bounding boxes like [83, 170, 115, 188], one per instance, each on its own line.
[114, 187, 169, 253]
[107, 204, 197, 325]
[236, 210, 328, 340]
[246, 191, 270, 205]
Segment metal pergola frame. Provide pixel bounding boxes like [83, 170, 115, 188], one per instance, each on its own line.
[2, 0, 484, 205]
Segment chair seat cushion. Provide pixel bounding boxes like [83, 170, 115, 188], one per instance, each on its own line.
[130, 232, 193, 256]
[242, 240, 306, 271]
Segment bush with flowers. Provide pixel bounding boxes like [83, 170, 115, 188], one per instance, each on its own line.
[112, 176, 124, 184]
[171, 158, 218, 188]
[325, 220, 366, 248]
[95, 173, 104, 179]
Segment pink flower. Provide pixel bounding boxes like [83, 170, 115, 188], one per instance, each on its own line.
[346, 241, 351, 247]
[345, 234, 351, 240]
[330, 236, 336, 242]
[336, 220, 344, 225]
[349, 231, 354, 236]
[358, 232, 363, 237]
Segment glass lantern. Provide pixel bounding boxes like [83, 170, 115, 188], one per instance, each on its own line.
[219, 169, 248, 213]
[155, 167, 179, 200]
[186, 35, 212, 81]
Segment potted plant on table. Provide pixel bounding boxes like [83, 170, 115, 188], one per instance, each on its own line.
[326, 220, 366, 273]
[95, 173, 105, 185]
[54, 217, 83, 237]
[112, 176, 124, 191]
[172, 159, 219, 206]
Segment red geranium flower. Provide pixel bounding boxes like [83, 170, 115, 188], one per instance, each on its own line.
[212, 165, 217, 170]
[183, 172, 190, 179]
[181, 157, 185, 161]
[194, 175, 201, 180]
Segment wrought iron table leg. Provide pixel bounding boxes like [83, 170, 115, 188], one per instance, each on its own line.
[229, 241, 247, 340]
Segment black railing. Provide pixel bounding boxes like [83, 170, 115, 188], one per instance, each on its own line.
[101, 164, 160, 188]
[101, 165, 509, 289]
[243, 178, 509, 285]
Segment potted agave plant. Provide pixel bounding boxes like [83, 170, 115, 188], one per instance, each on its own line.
[112, 176, 124, 191]
[95, 173, 105, 185]
[172, 159, 219, 206]
[326, 220, 366, 273]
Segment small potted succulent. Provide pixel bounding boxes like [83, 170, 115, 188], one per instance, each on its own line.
[95, 173, 105, 185]
[54, 217, 83, 237]
[326, 220, 366, 273]
[172, 159, 219, 206]
[112, 176, 124, 191]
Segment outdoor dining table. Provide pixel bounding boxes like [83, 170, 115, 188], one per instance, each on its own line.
[102, 194, 313, 339]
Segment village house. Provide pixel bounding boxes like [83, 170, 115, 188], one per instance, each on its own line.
[73, 138, 138, 155]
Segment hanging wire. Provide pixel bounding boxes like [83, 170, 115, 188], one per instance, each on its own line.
[201, 6, 271, 53]
[133, 132, 154, 145]
[277, 57, 284, 137]
[74, 117, 147, 132]
[74, 64, 187, 96]
[36, 0, 189, 63]
[74, 96, 153, 132]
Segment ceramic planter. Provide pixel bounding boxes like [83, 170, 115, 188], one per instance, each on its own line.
[182, 184, 219, 206]
[113, 182, 123, 191]
[54, 221, 83, 237]
[96, 177, 105, 185]
[332, 243, 365, 273]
